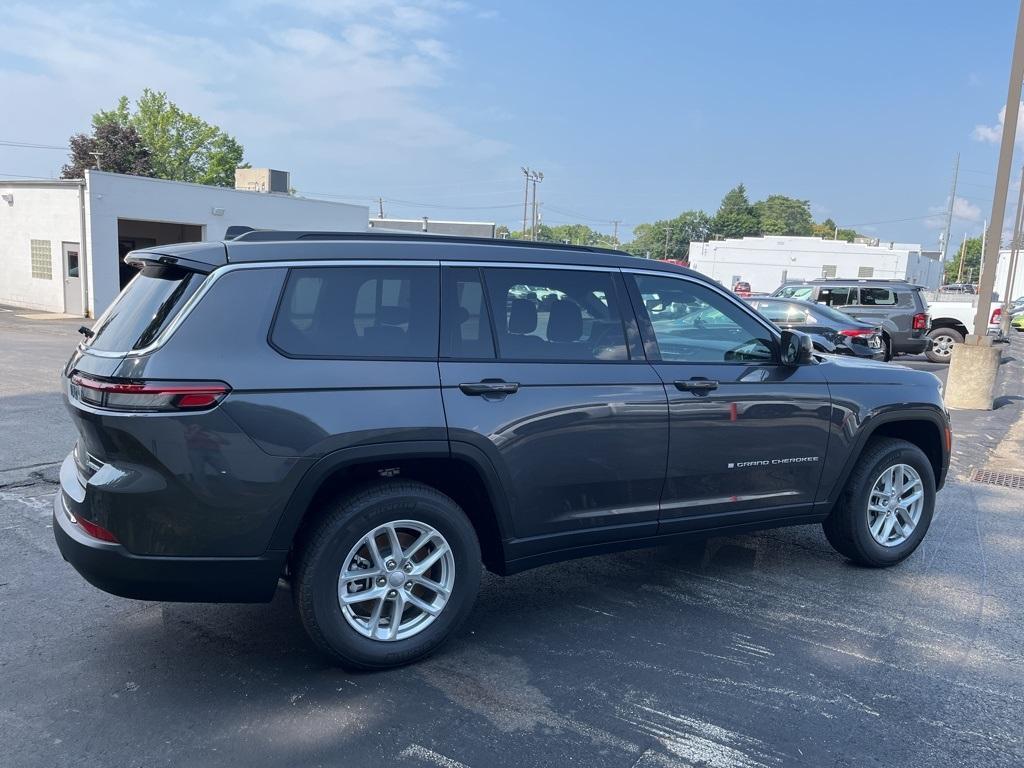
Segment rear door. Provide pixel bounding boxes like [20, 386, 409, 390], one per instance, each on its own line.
[439, 264, 668, 554]
[625, 271, 832, 533]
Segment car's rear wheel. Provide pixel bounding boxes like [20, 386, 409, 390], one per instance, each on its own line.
[925, 326, 963, 363]
[881, 334, 893, 361]
[294, 481, 481, 669]
[822, 437, 935, 567]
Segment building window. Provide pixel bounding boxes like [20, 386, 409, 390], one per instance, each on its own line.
[821, 264, 837, 278]
[858, 266, 874, 278]
[30, 239, 52, 280]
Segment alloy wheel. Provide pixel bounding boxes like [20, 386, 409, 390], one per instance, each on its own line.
[930, 333, 956, 359]
[867, 464, 925, 547]
[337, 520, 455, 641]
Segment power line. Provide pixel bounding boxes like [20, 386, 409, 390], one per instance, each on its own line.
[0, 139, 68, 150]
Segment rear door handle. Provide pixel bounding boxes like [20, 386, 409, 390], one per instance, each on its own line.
[459, 380, 520, 396]
[674, 379, 719, 393]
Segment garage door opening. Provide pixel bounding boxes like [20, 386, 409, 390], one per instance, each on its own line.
[117, 219, 203, 289]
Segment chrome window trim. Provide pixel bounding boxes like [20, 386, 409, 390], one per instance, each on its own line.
[622, 267, 782, 343]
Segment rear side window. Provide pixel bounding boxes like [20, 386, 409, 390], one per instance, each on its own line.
[441, 267, 495, 359]
[756, 302, 813, 323]
[271, 266, 439, 359]
[817, 286, 852, 306]
[859, 287, 896, 306]
[482, 267, 630, 361]
[87, 265, 204, 352]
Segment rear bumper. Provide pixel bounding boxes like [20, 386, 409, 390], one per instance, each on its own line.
[53, 462, 285, 603]
[894, 336, 929, 355]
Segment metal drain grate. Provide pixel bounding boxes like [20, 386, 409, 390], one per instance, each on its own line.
[971, 468, 1024, 489]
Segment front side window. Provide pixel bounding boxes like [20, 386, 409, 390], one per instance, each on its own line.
[271, 266, 439, 358]
[481, 268, 629, 361]
[633, 275, 774, 363]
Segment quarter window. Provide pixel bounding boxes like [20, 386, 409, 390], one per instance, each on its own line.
[481, 268, 629, 361]
[633, 275, 774, 363]
[271, 266, 439, 358]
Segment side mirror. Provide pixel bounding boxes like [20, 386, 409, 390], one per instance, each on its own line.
[808, 334, 835, 355]
[780, 329, 814, 366]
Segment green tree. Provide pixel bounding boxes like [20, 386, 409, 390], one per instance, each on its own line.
[61, 122, 154, 179]
[754, 194, 814, 236]
[92, 90, 246, 187]
[811, 218, 861, 243]
[944, 236, 983, 283]
[623, 210, 712, 261]
[711, 183, 761, 238]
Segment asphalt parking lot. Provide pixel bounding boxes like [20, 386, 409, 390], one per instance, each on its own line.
[2, 307, 1023, 768]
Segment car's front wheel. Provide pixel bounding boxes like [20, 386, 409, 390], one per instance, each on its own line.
[822, 438, 936, 567]
[294, 481, 481, 669]
[925, 326, 964, 363]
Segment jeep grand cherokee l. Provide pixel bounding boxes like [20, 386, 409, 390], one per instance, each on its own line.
[54, 232, 950, 669]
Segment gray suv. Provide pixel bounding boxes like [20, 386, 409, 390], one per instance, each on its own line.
[55, 233, 950, 669]
[772, 279, 930, 359]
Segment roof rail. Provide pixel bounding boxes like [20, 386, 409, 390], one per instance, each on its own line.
[228, 228, 628, 255]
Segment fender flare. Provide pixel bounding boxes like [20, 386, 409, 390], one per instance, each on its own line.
[268, 440, 516, 558]
[823, 408, 948, 508]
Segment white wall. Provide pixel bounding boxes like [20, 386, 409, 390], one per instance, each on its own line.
[0, 182, 82, 312]
[687, 236, 941, 293]
[85, 171, 369, 315]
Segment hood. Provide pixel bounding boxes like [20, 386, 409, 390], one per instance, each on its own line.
[816, 354, 942, 388]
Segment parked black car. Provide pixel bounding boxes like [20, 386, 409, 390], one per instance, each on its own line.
[55, 232, 950, 669]
[746, 297, 886, 360]
[772, 279, 930, 360]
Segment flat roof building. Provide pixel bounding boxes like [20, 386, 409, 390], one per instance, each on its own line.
[0, 170, 369, 317]
[368, 217, 496, 239]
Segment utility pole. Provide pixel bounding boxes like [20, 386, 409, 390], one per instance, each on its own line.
[526, 169, 543, 240]
[377, 197, 385, 219]
[663, 225, 672, 259]
[611, 219, 621, 245]
[979, 220, 987, 284]
[973, 1, 1024, 337]
[956, 232, 968, 283]
[521, 167, 531, 237]
[942, 153, 960, 263]
[1000, 165, 1024, 335]
[946, 0, 1024, 410]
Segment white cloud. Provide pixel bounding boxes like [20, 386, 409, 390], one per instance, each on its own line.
[972, 101, 1024, 143]
[926, 196, 983, 229]
[0, 2, 509, 193]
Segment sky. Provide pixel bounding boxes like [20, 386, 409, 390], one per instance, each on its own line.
[1, 0, 1023, 249]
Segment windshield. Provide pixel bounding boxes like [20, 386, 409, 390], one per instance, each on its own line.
[776, 285, 814, 299]
[85, 265, 205, 353]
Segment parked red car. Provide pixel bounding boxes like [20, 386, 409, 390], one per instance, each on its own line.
[733, 281, 752, 297]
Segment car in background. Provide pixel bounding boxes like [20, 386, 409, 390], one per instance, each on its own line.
[733, 281, 752, 297]
[939, 283, 976, 295]
[746, 297, 886, 360]
[1012, 312, 1024, 332]
[772, 279, 929, 361]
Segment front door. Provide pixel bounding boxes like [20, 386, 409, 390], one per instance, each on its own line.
[625, 271, 832, 534]
[62, 242, 82, 316]
[439, 264, 668, 556]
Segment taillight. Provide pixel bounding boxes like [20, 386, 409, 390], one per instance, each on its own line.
[61, 494, 118, 542]
[990, 308, 1002, 324]
[912, 312, 928, 330]
[839, 329, 874, 337]
[70, 373, 230, 412]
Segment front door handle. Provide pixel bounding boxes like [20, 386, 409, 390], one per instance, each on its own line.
[459, 380, 520, 396]
[674, 379, 719, 393]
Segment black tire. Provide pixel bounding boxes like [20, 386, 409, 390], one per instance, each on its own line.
[925, 326, 964, 364]
[881, 334, 893, 362]
[822, 438, 936, 567]
[293, 480, 481, 670]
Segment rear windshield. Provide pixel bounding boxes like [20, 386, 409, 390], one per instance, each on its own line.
[86, 265, 204, 352]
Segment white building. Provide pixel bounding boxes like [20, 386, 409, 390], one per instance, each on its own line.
[0, 170, 369, 317]
[687, 236, 944, 293]
[368, 217, 496, 238]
